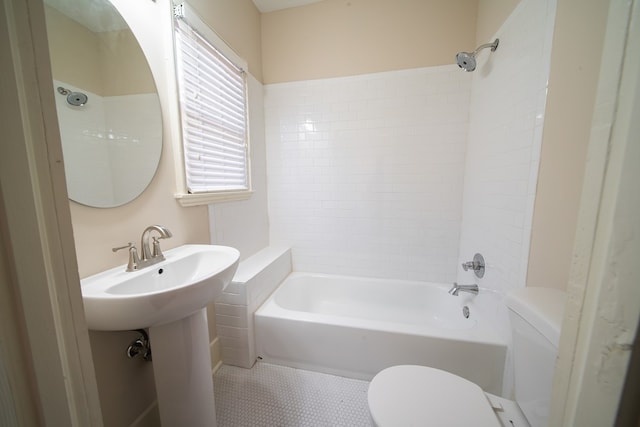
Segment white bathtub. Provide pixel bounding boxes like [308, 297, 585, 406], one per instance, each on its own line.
[255, 272, 507, 394]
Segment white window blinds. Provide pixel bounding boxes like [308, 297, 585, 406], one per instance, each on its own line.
[174, 5, 249, 193]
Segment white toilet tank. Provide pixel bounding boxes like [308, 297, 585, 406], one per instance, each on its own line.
[505, 288, 566, 427]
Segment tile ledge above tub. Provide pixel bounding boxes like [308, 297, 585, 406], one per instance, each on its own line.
[214, 246, 291, 368]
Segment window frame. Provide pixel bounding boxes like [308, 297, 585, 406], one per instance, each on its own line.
[172, 2, 252, 206]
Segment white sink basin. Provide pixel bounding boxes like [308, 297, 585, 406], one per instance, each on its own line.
[81, 244, 240, 331]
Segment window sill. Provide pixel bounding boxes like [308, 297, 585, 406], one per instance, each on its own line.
[174, 190, 253, 207]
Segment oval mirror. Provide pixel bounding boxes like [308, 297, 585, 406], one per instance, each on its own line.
[44, 0, 162, 208]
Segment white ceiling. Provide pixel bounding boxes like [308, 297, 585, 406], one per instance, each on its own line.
[252, 0, 324, 13]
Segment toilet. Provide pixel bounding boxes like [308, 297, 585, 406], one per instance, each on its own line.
[368, 287, 566, 427]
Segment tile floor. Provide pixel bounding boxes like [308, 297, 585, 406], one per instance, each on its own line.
[213, 363, 372, 426]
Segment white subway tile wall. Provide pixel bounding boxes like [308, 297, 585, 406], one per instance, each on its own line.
[456, 0, 556, 294]
[209, 75, 270, 260]
[265, 66, 472, 282]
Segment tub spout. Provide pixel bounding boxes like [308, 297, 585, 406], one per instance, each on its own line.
[448, 282, 479, 296]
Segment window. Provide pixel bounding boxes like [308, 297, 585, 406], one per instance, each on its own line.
[173, 3, 251, 205]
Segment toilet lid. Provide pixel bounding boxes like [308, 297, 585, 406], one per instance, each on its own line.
[368, 365, 500, 427]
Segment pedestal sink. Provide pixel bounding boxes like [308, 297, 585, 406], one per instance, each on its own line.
[81, 244, 240, 427]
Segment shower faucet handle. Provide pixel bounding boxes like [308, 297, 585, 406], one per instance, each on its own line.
[461, 253, 485, 278]
[461, 261, 476, 271]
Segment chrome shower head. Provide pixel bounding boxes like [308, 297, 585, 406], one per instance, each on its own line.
[57, 86, 88, 106]
[455, 38, 499, 72]
[456, 51, 477, 72]
[66, 91, 88, 106]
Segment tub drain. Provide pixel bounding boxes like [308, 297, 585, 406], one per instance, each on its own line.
[462, 306, 470, 319]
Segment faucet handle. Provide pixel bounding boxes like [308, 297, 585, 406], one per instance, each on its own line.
[461, 253, 485, 278]
[112, 242, 135, 253]
[112, 242, 140, 272]
[150, 227, 171, 258]
[151, 236, 166, 259]
[461, 261, 474, 271]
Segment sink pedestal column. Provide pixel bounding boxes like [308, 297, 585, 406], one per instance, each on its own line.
[149, 308, 217, 427]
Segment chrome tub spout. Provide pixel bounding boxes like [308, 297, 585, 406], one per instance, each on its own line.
[448, 282, 479, 296]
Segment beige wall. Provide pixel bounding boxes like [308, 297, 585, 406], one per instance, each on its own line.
[475, 0, 519, 44]
[527, 0, 611, 290]
[188, 0, 263, 83]
[261, 0, 478, 84]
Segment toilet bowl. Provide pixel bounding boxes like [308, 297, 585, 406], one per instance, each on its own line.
[369, 365, 528, 426]
[368, 288, 566, 427]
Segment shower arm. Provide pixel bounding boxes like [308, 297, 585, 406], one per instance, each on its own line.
[473, 39, 499, 55]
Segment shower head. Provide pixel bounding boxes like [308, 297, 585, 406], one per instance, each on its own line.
[57, 86, 88, 106]
[456, 51, 477, 72]
[456, 38, 499, 72]
[66, 91, 88, 106]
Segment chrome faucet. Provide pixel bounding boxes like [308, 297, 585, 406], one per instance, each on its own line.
[112, 225, 172, 272]
[448, 282, 479, 296]
[140, 225, 173, 266]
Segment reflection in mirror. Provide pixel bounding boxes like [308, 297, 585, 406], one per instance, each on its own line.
[44, 0, 163, 208]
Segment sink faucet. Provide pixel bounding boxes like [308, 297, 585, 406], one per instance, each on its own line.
[448, 282, 479, 296]
[112, 225, 172, 272]
[140, 225, 173, 267]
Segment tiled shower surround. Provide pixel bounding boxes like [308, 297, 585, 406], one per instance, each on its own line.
[265, 67, 472, 282]
[457, 0, 556, 294]
[264, 0, 555, 291]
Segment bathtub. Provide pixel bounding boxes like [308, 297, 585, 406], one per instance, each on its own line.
[255, 272, 507, 394]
